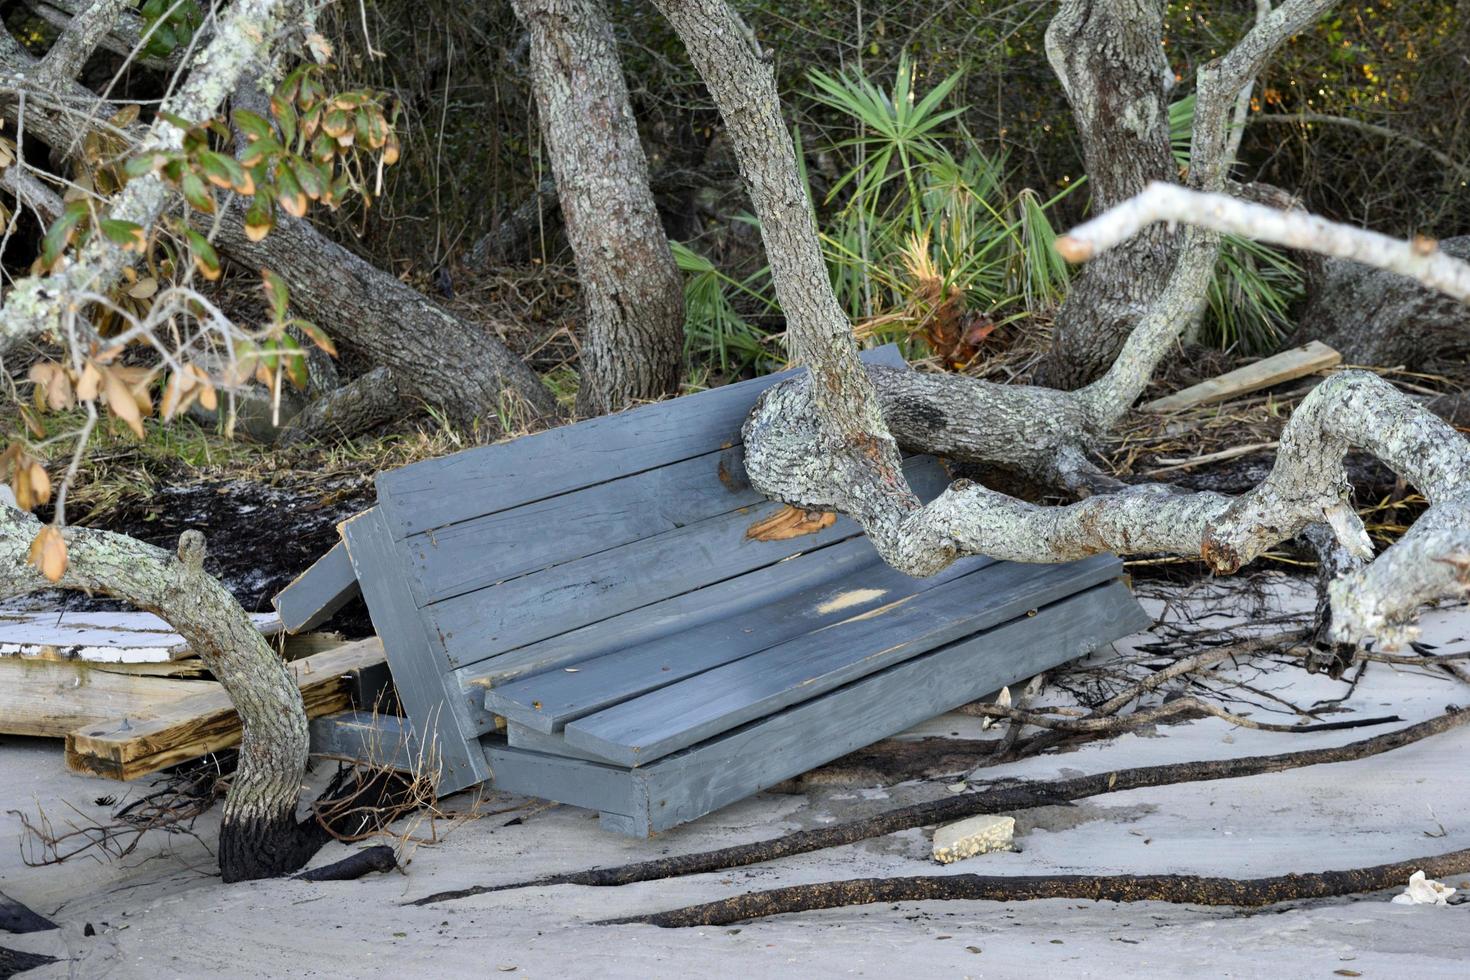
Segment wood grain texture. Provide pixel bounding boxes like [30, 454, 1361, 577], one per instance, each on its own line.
[64, 638, 387, 780]
[340, 510, 491, 794]
[310, 710, 418, 773]
[1142, 341, 1341, 412]
[475, 580, 1149, 836]
[455, 534, 883, 692]
[428, 456, 951, 670]
[565, 555, 1124, 766]
[373, 346, 905, 539]
[484, 554, 995, 733]
[272, 538, 359, 634]
[0, 608, 281, 662]
[0, 660, 215, 737]
[629, 580, 1151, 834]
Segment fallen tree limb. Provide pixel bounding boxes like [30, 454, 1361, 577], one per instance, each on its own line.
[602, 847, 1470, 927]
[410, 706, 1469, 904]
[0, 892, 55, 933]
[294, 844, 397, 881]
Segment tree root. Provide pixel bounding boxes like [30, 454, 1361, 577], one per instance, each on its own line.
[409, 706, 1468, 904]
[0, 892, 55, 933]
[0, 946, 60, 978]
[295, 845, 398, 882]
[601, 847, 1470, 927]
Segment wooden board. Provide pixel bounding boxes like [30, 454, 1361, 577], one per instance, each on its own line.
[455, 533, 884, 693]
[564, 555, 1123, 766]
[272, 539, 360, 634]
[64, 638, 388, 781]
[310, 710, 417, 773]
[484, 554, 994, 733]
[1142, 340, 1341, 412]
[482, 580, 1152, 836]
[373, 345, 906, 540]
[0, 608, 282, 663]
[340, 509, 491, 794]
[427, 456, 951, 671]
[0, 660, 216, 737]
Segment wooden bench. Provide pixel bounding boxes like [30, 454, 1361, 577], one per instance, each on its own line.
[278, 346, 1150, 836]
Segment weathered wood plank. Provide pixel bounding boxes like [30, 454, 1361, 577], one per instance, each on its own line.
[401, 445, 757, 608]
[565, 556, 1125, 767]
[0, 660, 216, 737]
[629, 580, 1151, 834]
[1142, 340, 1341, 412]
[455, 534, 882, 694]
[310, 710, 418, 773]
[272, 538, 360, 634]
[64, 638, 388, 780]
[0, 608, 281, 663]
[429, 455, 952, 670]
[485, 553, 995, 734]
[505, 722, 624, 763]
[482, 741, 640, 818]
[374, 345, 906, 539]
[340, 511, 491, 795]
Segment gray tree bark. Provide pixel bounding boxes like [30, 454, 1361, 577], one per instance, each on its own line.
[1035, 0, 1180, 389]
[0, 505, 313, 881]
[1296, 236, 1470, 371]
[513, 0, 685, 415]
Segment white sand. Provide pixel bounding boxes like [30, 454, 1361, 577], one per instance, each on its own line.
[3, 578, 1468, 978]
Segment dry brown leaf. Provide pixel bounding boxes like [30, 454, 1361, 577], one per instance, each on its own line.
[746, 505, 837, 542]
[75, 361, 102, 401]
[28, 525, 67, 583]
[128, 277, 159, 300]
[27, 462, 50, 505]
[103, 369, 144, 438]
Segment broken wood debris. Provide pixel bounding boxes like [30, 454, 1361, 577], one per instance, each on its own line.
[1142, 341, 1341, 412]
[65, 638, 389, 781]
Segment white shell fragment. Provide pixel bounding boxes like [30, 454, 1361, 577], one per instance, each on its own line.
[932, 815, 1015, 864]
[1390, 870, 1456, 906]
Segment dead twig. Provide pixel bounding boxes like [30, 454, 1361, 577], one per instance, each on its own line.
[602, 847, 1470, 927]
[409, 706, 1467, 904]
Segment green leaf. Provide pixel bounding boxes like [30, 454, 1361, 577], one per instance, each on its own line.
[289, 159, 328, 200]
[232, 109, 274, 142]
[280, 333, 308, 390]
[40, 201, 89, 268]
[261, 269, 290, 322]
[122, 152, 169, 178]
[98, 218, 145, 251]
[240, 136, 281, 168]
[272, 161, 307, 218]
[290, 318, 337, 357]
[179, 172, 214, 213]
[271, 94, 298, 148]
[184, 228, 221, 280]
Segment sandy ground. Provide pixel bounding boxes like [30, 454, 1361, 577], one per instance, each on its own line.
[3, 577, 1468, 979]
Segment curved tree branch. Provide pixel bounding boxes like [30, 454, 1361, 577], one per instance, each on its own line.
[0, 502, 314, 881]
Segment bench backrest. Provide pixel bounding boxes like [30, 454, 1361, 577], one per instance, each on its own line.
[368, 345, 915, 686]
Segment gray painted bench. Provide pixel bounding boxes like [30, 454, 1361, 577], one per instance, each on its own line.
[278, 346, 1150, 836]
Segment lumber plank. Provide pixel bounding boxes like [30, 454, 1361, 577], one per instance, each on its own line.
[63, 638, 388, 781]
[310, 710, 418, 773]
[564, 555, 1124, 767]
[373, 345, 905, 539]
[482, 740, 641, 819]
[484, 553, 995, 734]
[272, 538, 360, 633]
[0, 608, 281, 663]
[341, 510, 492, 794]
[401, 444, 759, 607]
[1142, 340, 1341, 412]
[630, 579, 1152, 835]
[454, 533, 883, 693]
[0, 660, 216, 737]
[427, 455, 951, 670]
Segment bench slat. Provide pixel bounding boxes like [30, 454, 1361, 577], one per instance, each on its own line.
[402, 445, 755, 608]
[627, 579, 1152, 834]
[565, 554, 1123, 767]
[454, 533, 882, 691]
[485, 553, 994, 733]
[428, 456, 952, 670]
[375, 346, 905, 540]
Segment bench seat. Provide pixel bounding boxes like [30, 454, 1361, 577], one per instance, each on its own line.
[279, 345, 1150, 836]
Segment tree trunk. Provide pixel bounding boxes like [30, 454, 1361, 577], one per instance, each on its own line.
[0, 507, 314, 882]
[211, 209, 557, 430]
[513, 0, 685, 415]
[1035, 0, 1180, 389]
[1295, 236, 1470, 371]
